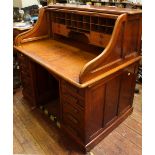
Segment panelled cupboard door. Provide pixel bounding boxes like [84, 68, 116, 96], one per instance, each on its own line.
[103, 76, 121, 126]
[85, 84, 105, 140]
[85, 63, 137, 140]
[118, 64, 137, 115]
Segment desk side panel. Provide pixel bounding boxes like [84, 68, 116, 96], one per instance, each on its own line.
[79, 13, 141, 84]
[84, 62, 138, 144]
[123, 14, 142, 58]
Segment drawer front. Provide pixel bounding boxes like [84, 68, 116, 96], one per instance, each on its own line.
[18, 54, 35, 100]
[63, 119, 84, 141]
[22, 87, 35, 98]
[21, 70, 32, 79]
[63, 112, 81, 127]
[62, 93, 84, 108]
[22, 90, 35, 105]
[18, 54, 29, 66]
[90, 31, 111, 47]
[62, 109, 84, 141]
[18, 54, 32, 74]
[21, 76, 32, 86]
[62, 100, 84, 123]
[61, 81, 85, 98]
[53, 23, 69, 37]
[22, 78, 35, 97]
[20, 63, 31, 71]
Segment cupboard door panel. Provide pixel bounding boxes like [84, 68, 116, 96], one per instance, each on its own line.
[118, 64, 137, 114]
[104, 76, 121, 126]
[86, 84, 105, 139]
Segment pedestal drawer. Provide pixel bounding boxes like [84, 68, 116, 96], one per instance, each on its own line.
[21, 70, 32, 79]
[61, 81, 85, 98]
[63, 119, 84, 141]
[22, 79, 35, 98]
[62, 93, 84, 108]
[62, 100, 84, 123]
[62, 110, 84, 141]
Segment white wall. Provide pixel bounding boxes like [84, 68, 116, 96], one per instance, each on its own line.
[22, 0, 39, 7]
[13, 0, 39, 8]
[13, 0, 22, 7]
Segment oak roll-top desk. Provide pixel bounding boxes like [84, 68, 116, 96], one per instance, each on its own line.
[14, 4, 142, 152]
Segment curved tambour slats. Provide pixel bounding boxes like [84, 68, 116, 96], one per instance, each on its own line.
[15, 7, 49, 46]
[79, 13, 127, 83]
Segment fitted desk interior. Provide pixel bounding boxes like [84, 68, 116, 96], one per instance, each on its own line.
[14, 4, 142, 152]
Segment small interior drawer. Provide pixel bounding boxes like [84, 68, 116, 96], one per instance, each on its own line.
[90, 31, 111, 47]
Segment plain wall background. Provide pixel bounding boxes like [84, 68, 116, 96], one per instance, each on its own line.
[13, 0, 39, 7]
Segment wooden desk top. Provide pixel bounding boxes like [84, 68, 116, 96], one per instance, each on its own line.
[15, 38, 101, 84]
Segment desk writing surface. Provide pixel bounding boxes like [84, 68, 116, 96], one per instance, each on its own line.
[16, 38, 102, 83]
